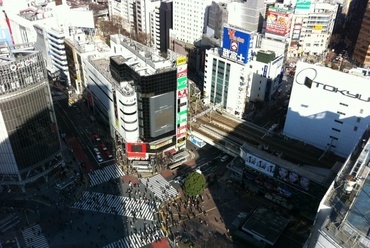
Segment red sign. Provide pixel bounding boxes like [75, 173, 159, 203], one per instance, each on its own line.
[178, 124, 187, 131]
[177, 133, 186, 139]
[178, 89, 187, 98]
[266, 9, 292, 37]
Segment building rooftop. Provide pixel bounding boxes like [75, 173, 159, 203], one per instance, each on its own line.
[241, 206, 289, 246]
[110, 34, 178, 76]
[310, 127, 370, 248]
[88, 56, 135, 98]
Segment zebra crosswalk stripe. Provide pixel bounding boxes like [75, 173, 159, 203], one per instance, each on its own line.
[88, 164, 125, 187]
[140, 174, 178, 202]
[71, 192, 159, 220]
[104, 230, 164, 248]
[21, 224, 49, 248]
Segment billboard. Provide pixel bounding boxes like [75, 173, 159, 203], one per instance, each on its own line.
[126, 143, 147, 159]
[177, 88, 187, 98]
[276, 166, 310, 191]
[296, 0, 311, 10]
[176, 56, 187, 66]
[266, 8, 292, 37]
[222, 27, 251, 64]
[149, 91, 175, 138]
[177, 77, 187, 90]
[177, 67, 188, 78]
[244, 153, 276, 177]
[177, 113, 187, 125]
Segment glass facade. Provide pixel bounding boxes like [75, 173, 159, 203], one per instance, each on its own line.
[210, 58, 230, 108]
[109, 56, 177, 142]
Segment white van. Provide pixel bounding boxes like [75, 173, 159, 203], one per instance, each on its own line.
[220, 155, 229, 162]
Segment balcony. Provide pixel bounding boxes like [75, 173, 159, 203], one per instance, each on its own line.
[47, 34, 65, 44]
[49, 46, 66, 55]
[50, 50, 67, 61]
[52, 61, 68, 71]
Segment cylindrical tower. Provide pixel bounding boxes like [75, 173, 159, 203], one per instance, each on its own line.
[0, 43, 62, 191]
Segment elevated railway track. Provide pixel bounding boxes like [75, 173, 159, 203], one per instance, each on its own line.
[190, 110, 343, 169]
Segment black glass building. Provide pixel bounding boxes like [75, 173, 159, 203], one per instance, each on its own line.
[0, 43, 62, 191]
[110, 56, 177, 143]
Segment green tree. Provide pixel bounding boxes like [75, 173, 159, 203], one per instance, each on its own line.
[184, 172, 206, 197]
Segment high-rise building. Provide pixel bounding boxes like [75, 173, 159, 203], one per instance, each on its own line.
[85, 34, 187, 161]
[289, 1, 338, 57]
[171, 0, 212, 44]
[158, 0, 173, 53]
[353, 0, 370, 66]
[0, 43, 62, 192]
[283, 62, 370, 158]
[203, 26, 286, 119]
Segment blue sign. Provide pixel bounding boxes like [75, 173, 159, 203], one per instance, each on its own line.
[190, 136, 206, 148]
[222, 27, 251, 64]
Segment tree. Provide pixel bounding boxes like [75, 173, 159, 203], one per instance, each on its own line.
[184, 172, 206, 197]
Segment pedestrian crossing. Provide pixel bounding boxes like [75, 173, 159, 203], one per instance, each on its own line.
[88, 164, 125, 187]
[104, 230, 163, 248]
[21, 224, 49, 248]
[52, 94, 67, 102]
[71, 191, 160, 221]
[140, 174, 178, 202]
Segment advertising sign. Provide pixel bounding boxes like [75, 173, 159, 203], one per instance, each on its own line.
[177, 64, 187, 78]
[276, 166, 310, 191]
[177, 88, 187, 98]
[177, 113, 187, 125]
[312, 25, 323, 34]
[178, 124, 187, 131]
[190, 135, 206, 148]
[177, 77, 187, 90]
[149, 92, 175, 138]
[244, 153, 276, 177]
[176, 56, 187, 66]
[222, 27, 251, 64]
[296, 0, 311, 10]
[266, 8, 292, 37]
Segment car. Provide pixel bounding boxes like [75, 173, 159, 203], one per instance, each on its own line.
[220, 155, 229, 162]
[100, 143, 108, 151]
[96, 155, 103, 163]
[93, 134, 101, 142]
[105, 150, 113, 158]
[93, 148, 101, 155]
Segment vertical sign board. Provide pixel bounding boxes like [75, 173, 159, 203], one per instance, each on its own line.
[176, 58, 188, 147]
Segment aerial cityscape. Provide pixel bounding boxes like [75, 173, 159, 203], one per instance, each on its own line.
[0, 0, 369, 247]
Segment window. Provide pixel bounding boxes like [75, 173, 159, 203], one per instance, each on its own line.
[339, 102, 348, 107]
[356, 117, 361, 123]
[332, 128, 341, 132]
[334, 119, 343, 124]
[354, 126, 358, 131]
[329, 136, 338, 140]
[337, 111, 346, 116]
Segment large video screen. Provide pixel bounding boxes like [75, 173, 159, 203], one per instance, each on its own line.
[149, 91, 175, 137]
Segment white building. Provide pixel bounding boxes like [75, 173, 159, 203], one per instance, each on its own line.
[171, 0, 212, 44]
[3, 0, 95, 85]
[108, 0, 160, 40]
[289, 1, 338, 56]
[203, 47, 248, 118]
[203, 25, 285, 118]
[149, 4, 160, 50]
[283, 62, 370, 158]
[108, 0, 135, 31]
